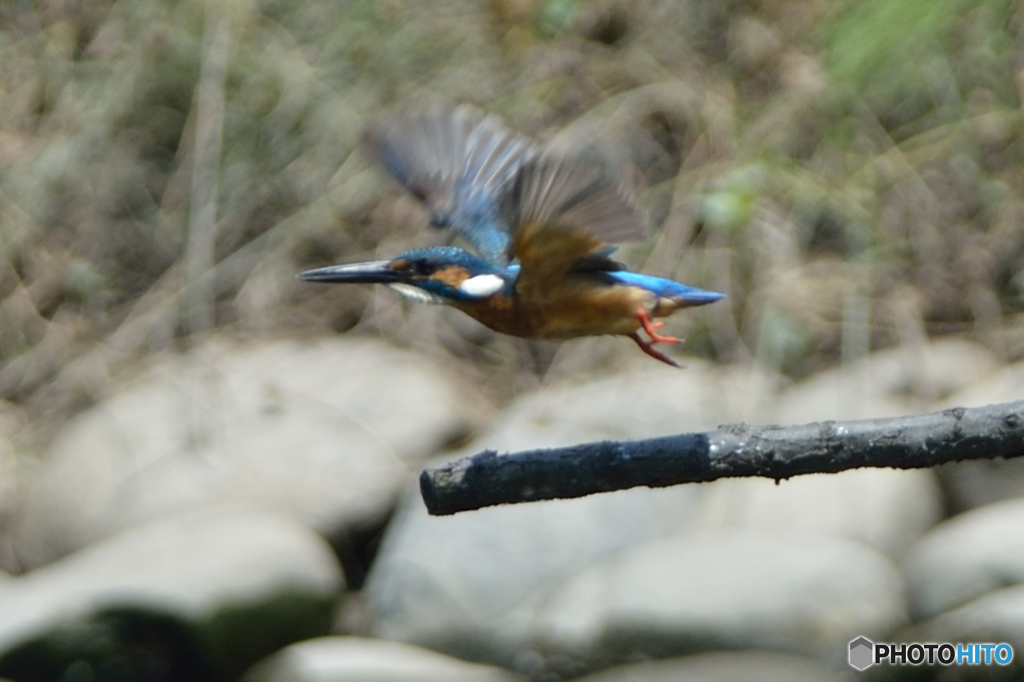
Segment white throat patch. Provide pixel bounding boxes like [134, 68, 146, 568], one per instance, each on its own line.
[459, 274, 505, 298]
[388, 283, 443, 305]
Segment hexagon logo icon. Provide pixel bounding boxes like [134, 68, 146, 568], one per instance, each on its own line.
[849, 636, 875, 670]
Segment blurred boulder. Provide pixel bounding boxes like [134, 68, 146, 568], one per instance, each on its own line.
[363, 363, 772, 674]
[904, 498, 1024, 620]
[365, 482, 703, 677]
[13, 337, 490, 569]
[535, 531, 905, 670]
[570, 650, 844, 682]
[455, 359, 779, 449]
[907, 586, 1024, 681]
[937, 456, 1024, 514]
[774, 338, 1000, 423]
[0, 506, 343, 681]
[943, 360, 1024, 408]
[0, 402, 26, 573]
[243, 636, 526, 682]
[693, 468, 942, 560]
[363, 364, 910, 677]
[933, 360, 1024, 511]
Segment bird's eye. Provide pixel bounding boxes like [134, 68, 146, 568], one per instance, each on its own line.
[412, 261, 437, 276]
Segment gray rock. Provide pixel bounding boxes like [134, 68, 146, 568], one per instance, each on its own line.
[363, 364, 767, 672]
[570, 650, 845, 682]
[0, 401, 26, 574]
[535, 531, 906, 670]
[904, 498, 1024, 619]
[908, 585, 1024, 680]
[365, 364, 923, 677]
[944, 360, 1024, 407]
[691, 468, 942, 560]
[243, 636, 526, 682]
[774, 338, 999, 423]
[934, 361, 1024, 511]
[14, 338, 490, 568]
[457, 360, 779, 449]
[0, 506, 343, 681]
[365, 482, 703, 674]
[936, 456, 1024, 514]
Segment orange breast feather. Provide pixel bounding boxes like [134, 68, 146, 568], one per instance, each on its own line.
[456, 278, 659, 340]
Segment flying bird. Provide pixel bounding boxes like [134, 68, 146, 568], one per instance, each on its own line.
[300, 105, 723, 366]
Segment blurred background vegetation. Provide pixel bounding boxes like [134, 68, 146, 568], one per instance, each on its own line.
[1, 0, 1023, 449]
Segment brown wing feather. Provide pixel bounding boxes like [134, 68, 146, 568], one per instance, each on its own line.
[504, 154, 646, 298]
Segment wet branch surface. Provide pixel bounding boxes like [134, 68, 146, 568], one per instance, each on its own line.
[420, 400, 1024, 515]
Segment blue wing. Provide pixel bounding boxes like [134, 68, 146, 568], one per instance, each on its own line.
[364, 104, 537, 266]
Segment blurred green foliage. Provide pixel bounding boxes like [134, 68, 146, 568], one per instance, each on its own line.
[821, 0, 1019, 131]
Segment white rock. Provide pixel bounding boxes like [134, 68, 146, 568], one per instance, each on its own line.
[775, 338, 999, 423]
[0, 506, 343, 679]
[243, 636, 526, 682]
[911, 584, 1024, 674]
[365, 481, 703, 673]
[365, 360, 930, 676]
[905, 498, 1024, 619]
[14, 337, 490, 567]
[362, 363, 780, 672]
[569, 650, 845, 682]
[0, 402, 25, 573]
[933, 361, 1024, 511]
[535, 531, 906, 669]
[691, 468, 942, 559]
[453, 360, 779, 450]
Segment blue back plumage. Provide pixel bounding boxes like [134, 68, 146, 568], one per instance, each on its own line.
[397, 245, 498, 270]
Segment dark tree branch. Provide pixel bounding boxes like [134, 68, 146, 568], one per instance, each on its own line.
[420, 400, 1024, 515]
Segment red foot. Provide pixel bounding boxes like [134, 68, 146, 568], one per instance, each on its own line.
[629, 309, 681, 368]
[636, 309, 679, 344]
[629, 332, 680, 367]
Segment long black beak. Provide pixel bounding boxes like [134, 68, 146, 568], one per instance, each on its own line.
[298, 260, 400, 284]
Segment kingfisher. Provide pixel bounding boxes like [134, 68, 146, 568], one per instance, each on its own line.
[300, 104, 723, 367]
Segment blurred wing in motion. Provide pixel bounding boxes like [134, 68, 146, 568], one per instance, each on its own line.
[502, 154, 647, 298]
[364, 104, 537, 265]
